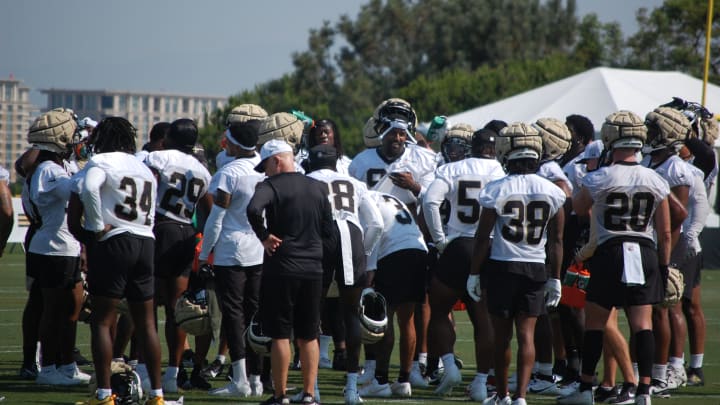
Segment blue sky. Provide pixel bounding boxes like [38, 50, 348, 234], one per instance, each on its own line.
[0, 0, 663, 107]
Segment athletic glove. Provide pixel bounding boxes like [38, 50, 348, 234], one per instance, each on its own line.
[544, 278, 562, 307]
[435, 239, 448, 255]
[466, 274, 482, 302]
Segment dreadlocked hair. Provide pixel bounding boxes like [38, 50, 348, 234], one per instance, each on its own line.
[92, 117, 137, 154]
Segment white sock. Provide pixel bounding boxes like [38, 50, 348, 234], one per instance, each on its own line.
[249, 374, 261, 384]
[669, 356, 684, 368]
[652, 364, 667, 381]
[97, 388, 112, 400]
[532, 362, 540, 374]
[40, 364, 56, 374]
[690, 354, 704, 368]
[418, 352, 428, 366]
[346, 372, 358, 389]
[441, 353, 456, 372]
[165, 366, 179, 379]
[150, 389, 163, 398]
[537, 362, 553, 377]
[364, 360, 376, 371]
[632, 363, 639, 382]
[232, 359, 248, 384]
[216, 354, 226, 364]
[476, 373, 488, 384]
[319, 335, 331, 359]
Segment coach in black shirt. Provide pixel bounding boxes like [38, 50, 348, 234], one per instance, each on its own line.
[247, 139, 336, 405]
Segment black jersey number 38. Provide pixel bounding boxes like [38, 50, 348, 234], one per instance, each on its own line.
[500, 200, 551, 245]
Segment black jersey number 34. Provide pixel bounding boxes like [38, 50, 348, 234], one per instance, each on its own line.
[115, 177, 153, 225]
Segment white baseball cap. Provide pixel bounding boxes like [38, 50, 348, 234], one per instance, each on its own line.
[578, 139, 604, 163]
[254, 139, 293, 172]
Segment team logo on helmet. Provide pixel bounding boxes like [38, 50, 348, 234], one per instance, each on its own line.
[371, 98, 418, 144]
[600, 110, 647, 150]
[359, 289, 388, 345]
[495, 122, 543, 165]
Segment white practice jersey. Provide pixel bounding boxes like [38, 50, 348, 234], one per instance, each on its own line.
[423, 157, 505, 244]
[201, 157, 264, 266]
[307, 169, 369, 230]
[563, 155, 586, 198]
[81, 152, 157, 240]
[298, 148, 352, 175]
[682, 163, 710, 253]
[479, 174, 566, 263]
[645, 154, 694, 189]
[582, 163, 670, 245]
[27, 161, 80, 256]
[365, 191, 427, 269]
[349, 144, 436, 202]
[0, 167, 9, 185]
[537, 160, 573, 194]
[145, 149, 211, 224]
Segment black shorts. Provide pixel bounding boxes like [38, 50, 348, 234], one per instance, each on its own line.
[586, 237, 663, 310]
[485, 260, 546, 318]
[260, 275, 322, 340]
[153, 220, 196, 279]
[374, 249, 427, 307]
[26, 253, 81, 289]
[433, 237, 474, 291]
[323, 222, 367, 289]
[87, 233, 155, 302]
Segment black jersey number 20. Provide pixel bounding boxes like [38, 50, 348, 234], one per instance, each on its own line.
[603, 192, 654, 232]
[115, 177, 153, 225]
[500, 200, 550, 245]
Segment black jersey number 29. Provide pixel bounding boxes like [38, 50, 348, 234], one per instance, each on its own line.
[500, 200, 550, 245]
[115, 177, 153, 225]
[160, 172, 205, 219]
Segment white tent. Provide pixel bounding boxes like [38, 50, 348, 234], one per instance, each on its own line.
[448, 67, 720, 144]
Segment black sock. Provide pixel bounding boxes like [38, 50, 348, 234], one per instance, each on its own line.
[375, 373, 389, 385]
[580, 329, 604, 377]
[398, 370, 409, 383]
[637, 383, 650, 395]
[634, 329, 654, 380]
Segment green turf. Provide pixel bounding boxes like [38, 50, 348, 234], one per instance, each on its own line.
[0, 248, 719, 404]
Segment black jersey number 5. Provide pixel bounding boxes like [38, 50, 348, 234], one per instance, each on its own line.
[457, 180, 482, 224]
[115, 177, 153, 225]
[500, 200, 550, 245]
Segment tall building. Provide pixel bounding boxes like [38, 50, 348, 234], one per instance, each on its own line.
[0, 77, 39, 183]
[41, 88, 227, 146]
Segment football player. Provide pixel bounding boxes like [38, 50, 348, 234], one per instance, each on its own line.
[305, 144, 383, 404]
[78, 117, 165, 404]
[642, 106, 695, 397]
[358, 190, 428, 399]
[24, 109, 89, 387]
[198, 119, 265, 397]
[560, 111, 673, 405]
[468, 123, 565, 405]
[422, 125, 505, 400]
[0, 166, 12, 257]
[217, 104, 268, 170]
[144, 118, 212, 392]
[348, 98, 436, 206]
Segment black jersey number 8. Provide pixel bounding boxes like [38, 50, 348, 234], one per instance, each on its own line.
[160, 172, 205, 219]
[500, 200, 550, 245]
[115, 177, 153, 225]
[603, 192, 654, 232]
[329, 180, 356, 213]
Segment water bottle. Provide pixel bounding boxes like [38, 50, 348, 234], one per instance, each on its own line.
[426, 115, 447, 142]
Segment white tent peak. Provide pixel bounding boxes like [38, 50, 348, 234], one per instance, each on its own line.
[448, 67, 720, 136]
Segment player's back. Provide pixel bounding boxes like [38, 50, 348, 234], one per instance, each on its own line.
[583, 163, 670, 245]
[146, 149, 211, 223]
[479, 173, 566, 263]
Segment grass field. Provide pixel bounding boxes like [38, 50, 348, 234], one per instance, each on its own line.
[1, 249, 719, 404]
